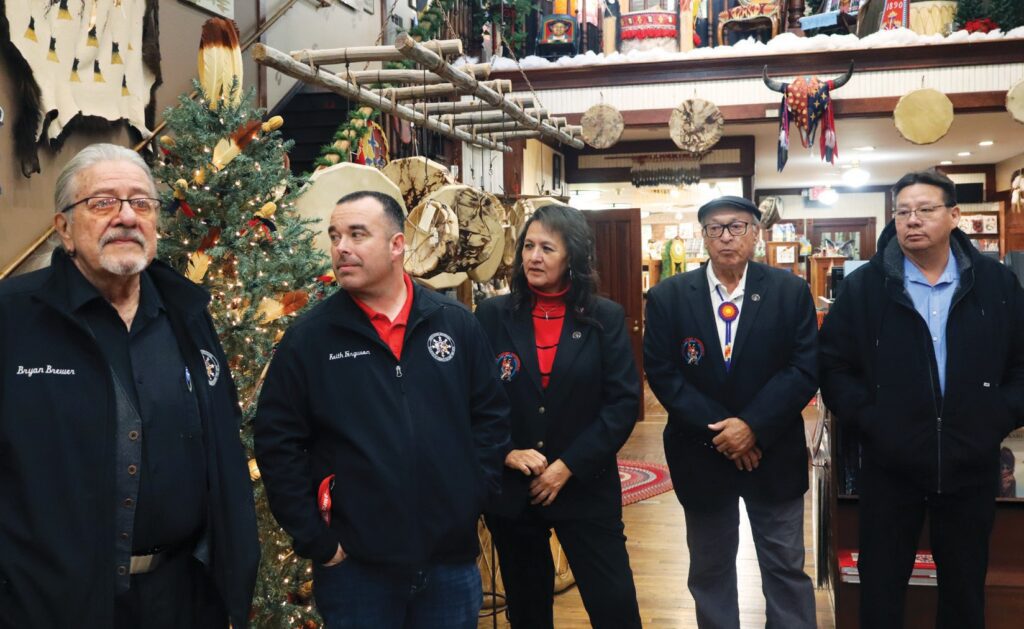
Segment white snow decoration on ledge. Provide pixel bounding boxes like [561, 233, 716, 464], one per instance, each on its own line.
[457, 27, 1024, 73]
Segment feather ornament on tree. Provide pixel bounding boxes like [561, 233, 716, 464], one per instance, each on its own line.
[198, 17, 243, 110]
[212, 119, 263, 170]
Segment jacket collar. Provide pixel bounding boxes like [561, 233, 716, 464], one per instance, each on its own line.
[326, 279, 444, 339]
[728, 261, 767, 368]
[686, 267, 728, 380]
[35, 248, 211, 321]
[499, 295, 593, 395]
[502, 302, 544, 392]
[872, 220, 976, 304]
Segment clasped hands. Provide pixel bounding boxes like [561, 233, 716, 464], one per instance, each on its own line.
[708, 417, 761, 472]
[505, 449, 572, 507]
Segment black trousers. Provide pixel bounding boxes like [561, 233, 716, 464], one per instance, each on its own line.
[486, 510, 641, 629]
[858, 465, 997, 629]
[114, 550, 227, 629]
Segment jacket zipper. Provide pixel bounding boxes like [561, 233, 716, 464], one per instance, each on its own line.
[892, 279, 947, 494]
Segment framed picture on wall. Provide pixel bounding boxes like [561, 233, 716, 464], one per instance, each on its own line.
[364, 0, 375, 14]
[180, 0, 233, 19]
[552, 153, 562, 192]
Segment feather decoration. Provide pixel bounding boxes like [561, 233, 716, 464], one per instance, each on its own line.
[211, 119, 263, 171]
[197, 18, 243, 109]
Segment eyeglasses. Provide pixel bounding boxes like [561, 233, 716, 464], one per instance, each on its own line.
[702, 221, 751, 239]
[893, 205, 947, 222]
[61, 196, 161, 216]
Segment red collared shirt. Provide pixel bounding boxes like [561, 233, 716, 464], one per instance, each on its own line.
[352, 274, 415, 360]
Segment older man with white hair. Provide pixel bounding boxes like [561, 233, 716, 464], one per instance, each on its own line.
[0, 143, 259, 628]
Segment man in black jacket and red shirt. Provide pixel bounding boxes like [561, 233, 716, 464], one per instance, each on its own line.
[254, 190, 510, 628]
[820, 169, 1024, 629]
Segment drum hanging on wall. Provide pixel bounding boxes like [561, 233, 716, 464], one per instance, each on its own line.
[580, 103, 624, 149]
[1007, 78, 1024, 126]
[669, 98, 724, 157]
[893, 88, 954, 145]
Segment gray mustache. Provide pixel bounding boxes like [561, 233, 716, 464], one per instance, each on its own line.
[100, 229, 145, 247]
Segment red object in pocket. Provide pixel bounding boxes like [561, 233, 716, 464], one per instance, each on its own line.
[318, 474, 335, 525]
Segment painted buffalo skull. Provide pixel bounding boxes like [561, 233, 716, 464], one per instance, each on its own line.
[763, 62, 854, 172]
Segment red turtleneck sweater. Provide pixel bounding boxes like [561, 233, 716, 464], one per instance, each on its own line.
[530, 284, 569, 389]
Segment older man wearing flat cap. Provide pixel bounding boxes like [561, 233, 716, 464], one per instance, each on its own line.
[644, 195, 818, 628]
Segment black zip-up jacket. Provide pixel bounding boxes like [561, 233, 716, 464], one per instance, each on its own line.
[254, 282, 510, 567]
[819, 223, 1024, 493]
[0, 250, 259, 628]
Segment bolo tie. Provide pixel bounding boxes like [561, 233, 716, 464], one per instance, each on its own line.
[714, 285, 739, 372]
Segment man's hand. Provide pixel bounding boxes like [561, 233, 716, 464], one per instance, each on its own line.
[709, 417, 756, 460]
[733, 446, 763, 472]
[529, 459, 572, 506]
[505, 449, 548, 476]
[323, 544, 346, 567]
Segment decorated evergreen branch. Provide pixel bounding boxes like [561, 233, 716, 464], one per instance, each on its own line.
[990, 0, 1023, 31]
[153, 78, 331, 628]
[311, 105, 378, 170]
[955, 0, 987, 26]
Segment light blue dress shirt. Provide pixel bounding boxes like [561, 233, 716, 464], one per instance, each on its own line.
[904, 249, 959, 395]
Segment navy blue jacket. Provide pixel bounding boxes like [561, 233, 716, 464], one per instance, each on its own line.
[0, 250, 259, 628]
[644, 261, 818, 510]
[475, 295, 639, 520]
[254, 282, 510, 566]
[820, 224, 1024, 492]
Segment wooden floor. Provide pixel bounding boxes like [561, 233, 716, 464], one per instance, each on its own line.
[479, 392, 836, 628]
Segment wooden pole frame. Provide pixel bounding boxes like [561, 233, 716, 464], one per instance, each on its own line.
[251, 43, 510, 152]
[393, 33, 584, 150]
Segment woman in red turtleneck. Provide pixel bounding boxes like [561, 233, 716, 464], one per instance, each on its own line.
[475, 205, 642, 629]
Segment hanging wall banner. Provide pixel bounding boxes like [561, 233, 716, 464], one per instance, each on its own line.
[878, 0, 909, 30]
[0, 1, 161, 175]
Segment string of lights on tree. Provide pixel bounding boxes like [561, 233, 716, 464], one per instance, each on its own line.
[153, 78, 329, 628]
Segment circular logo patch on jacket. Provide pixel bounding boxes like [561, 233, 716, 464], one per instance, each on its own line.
[496, 351, 521, 382]
[427, 332, 456, 362]
[201, 349, 221, 386]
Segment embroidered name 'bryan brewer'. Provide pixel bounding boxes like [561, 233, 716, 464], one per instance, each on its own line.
[17, 365, 76, 377]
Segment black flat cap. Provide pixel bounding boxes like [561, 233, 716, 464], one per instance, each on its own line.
[697, 195, 762, 223]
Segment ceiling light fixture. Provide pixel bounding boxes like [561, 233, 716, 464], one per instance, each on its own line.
[940, 160, 953, 165]
[957, 151, 972, 157]
[842, 162, 871, 187]
[978, 140, 994, 147]
[853, 146, 875, 152]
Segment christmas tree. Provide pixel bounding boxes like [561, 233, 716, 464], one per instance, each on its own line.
[956, 0, 987, 26]
[990, 0, 1024, 31]
[153, 79, 330, 627]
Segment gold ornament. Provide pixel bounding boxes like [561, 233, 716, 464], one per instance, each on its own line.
[261, 115, 284, 132]
[248, 458, 261, 481]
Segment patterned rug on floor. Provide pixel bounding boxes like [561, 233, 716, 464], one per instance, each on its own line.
[619, 459, 673, 506]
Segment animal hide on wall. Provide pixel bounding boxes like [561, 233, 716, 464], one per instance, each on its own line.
[0, 0, 161, 176]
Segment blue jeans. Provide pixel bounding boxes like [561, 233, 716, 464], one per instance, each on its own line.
[312, 559, 481, 629]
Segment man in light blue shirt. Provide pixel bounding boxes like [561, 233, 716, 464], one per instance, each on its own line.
[820, 168, 1024, 629]
[904, 248, 959, 393]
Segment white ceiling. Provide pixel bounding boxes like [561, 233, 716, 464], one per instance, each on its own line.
[618, 111, 1024, 190]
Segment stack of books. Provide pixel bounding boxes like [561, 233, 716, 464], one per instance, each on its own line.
[838, 550, 937, 586]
